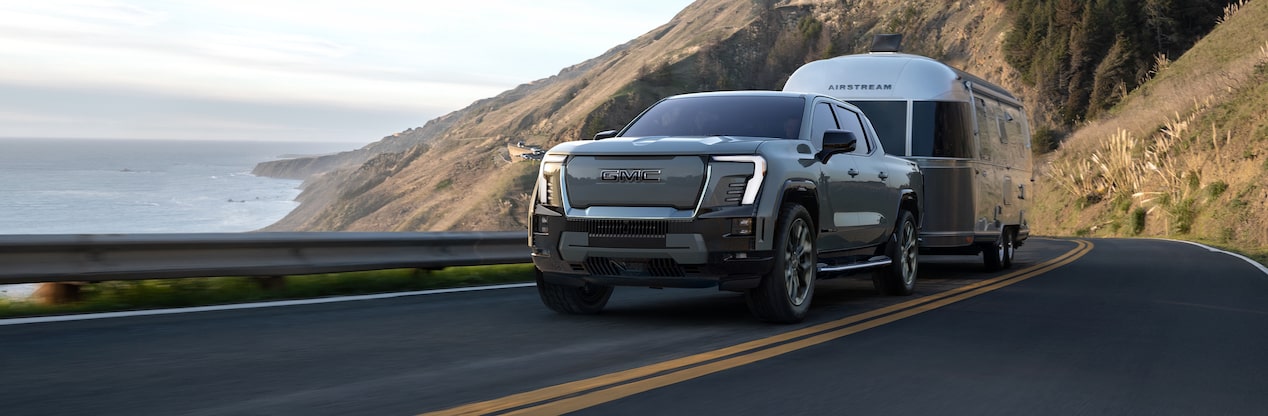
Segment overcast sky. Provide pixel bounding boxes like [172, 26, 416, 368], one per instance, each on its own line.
[0, 0, 696, 143]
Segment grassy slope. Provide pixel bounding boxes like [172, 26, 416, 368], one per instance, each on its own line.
[1033, 1, 1268, 252]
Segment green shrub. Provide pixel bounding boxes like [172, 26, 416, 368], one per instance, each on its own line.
[1131, 207, 1147, 235]
[1112, 193, 1132, 213]
[797, 17, 822, 39]
[1031, 127, 1061, 153]
[1207, 181, 1229, 198]
[1170, 198, 1197, 234]
[1219, 227, 1235, 243]
[1186, 172, 1202, 192]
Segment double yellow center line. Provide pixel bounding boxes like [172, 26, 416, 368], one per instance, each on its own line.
[425, 239, 1093, 416]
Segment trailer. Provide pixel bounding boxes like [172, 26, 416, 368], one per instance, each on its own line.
[783, 35, 1033, 270]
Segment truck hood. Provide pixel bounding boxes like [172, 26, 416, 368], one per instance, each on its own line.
[548, 136, 767, 156]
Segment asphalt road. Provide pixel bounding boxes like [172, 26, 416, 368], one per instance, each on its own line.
[2, 238, 1266, 415]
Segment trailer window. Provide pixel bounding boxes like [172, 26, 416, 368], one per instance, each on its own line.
[847, 101, 906, 156]
[911, 101, 974, 158]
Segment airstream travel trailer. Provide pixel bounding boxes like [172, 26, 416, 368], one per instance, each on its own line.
[783, 35, 1033, 270]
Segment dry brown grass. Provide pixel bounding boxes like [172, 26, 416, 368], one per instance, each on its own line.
[1218, 0, 1250, 25]
[1045, 98, 1210, 215]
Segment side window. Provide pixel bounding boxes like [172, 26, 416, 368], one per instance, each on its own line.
[974, 97, 994, 161]
[1003, 107, 1027, 160]
[833, 105, 871, 155]
[996, 115, 1009, 144]
[810, 102, 839, 151]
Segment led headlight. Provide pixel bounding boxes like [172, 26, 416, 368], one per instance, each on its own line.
[537, 154, 566, 206]
[711, 155, 766, 205]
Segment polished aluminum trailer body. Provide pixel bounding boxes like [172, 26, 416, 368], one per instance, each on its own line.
[785, 51, 1032, 264]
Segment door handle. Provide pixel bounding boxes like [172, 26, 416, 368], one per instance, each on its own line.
[878, 172, 888, 180]
[847, 169, 859, 177]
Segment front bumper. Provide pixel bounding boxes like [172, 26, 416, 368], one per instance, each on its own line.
[530, 214, 773, 292]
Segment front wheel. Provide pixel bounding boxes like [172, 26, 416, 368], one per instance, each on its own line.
[535, 269, 613, 314]
[873, 210, 918, 296]
[746, 204, 816, 323]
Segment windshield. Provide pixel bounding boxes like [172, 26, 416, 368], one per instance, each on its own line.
[622, 95, 805, 139]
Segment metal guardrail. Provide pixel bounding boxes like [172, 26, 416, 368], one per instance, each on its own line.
[0, 232, 530, 285]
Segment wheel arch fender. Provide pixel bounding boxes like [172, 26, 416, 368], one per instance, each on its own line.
[898, 188, 921, 228]
[778, 179, 820, 230]
[752, 178, 819, 252]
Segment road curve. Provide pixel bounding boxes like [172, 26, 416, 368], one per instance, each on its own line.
[1, 238, 1265, 415]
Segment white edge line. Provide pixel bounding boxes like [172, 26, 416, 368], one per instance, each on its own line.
[1152, 238, 1268, 277]
[0, 282, 537, 327]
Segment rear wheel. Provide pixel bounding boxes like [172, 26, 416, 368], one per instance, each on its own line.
[535, 269, 613, 314]
[1001, 228, 1016, 269]
[873, 210, 918, 296]
[746, 204, 816, 323]
[982, 228, 1014, 271]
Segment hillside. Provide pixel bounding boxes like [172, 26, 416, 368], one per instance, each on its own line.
[1032, 0, 1268, 248]
[263, 0, 1023, 232]
[261, 0, 1257, 245]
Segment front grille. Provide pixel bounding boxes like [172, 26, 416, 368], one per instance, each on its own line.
[563, 156, 705, 209]
[584, 257, 686, 277]
[566, 219, 692, 238]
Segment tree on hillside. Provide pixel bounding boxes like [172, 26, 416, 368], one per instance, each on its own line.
[1003, 0, 1237, 135]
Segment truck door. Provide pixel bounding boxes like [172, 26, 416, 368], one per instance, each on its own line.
[810, 102, 866, 251]
[834, 104, 895, 245]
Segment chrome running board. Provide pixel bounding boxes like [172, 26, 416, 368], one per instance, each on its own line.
[817, 256, 892, 273]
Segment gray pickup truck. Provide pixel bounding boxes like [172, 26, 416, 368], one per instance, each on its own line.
[529, 91, 923, 323]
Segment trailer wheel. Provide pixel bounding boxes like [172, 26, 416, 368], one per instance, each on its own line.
[982, 228, 1014, 271]
[1001, 228, 1016, 269]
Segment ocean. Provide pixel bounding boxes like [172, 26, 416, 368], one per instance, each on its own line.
[0, 138, 361, 300]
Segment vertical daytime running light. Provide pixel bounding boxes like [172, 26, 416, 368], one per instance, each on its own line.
[538, 154, 567, 204]
[711, 155, 766, 205]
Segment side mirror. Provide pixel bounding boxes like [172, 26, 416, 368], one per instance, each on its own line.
[820, 130, 857, 160]
[593, 130, 618, 140]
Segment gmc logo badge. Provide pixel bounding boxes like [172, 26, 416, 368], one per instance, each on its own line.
[600, 169, 662, 182]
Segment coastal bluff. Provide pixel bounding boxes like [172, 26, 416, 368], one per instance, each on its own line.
[252, 150, 369, 180]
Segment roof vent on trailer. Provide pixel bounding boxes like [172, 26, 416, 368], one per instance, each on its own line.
[870, 34, 903, 53]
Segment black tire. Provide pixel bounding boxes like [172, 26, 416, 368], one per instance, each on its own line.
[746, 204, 816, 323]
[982, 229, 1012, 271]
[1001, 228, 1016, 269]
[535, 268, 613, 314]
[873, 210, 918, 296]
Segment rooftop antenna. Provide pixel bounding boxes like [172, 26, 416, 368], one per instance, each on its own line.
[870, 34, 903, 53]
